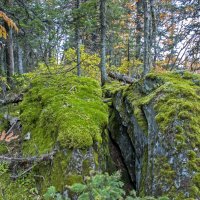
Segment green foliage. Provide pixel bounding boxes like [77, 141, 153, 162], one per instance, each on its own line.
[69, 171, 125, 200]
[44, 172, 168, 200]
[69, 172, 169, 200]
[72, 0, 98, 32]
[11, 73, 32, 93]
[0, 162, 8, 176]
[0, 172, 38, 200]
[109, 58, 143, 76]
[44, 186, 64, 200]
[64, 46, 101, 81]
[33, 46, 101, 82]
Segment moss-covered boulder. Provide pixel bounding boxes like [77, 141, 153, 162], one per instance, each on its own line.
[107, 71, 200, 199]
[0, 74, 109, 199]
[20, 74, 108, 151]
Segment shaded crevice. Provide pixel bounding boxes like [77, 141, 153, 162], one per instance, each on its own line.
[108, 108, 136, 191]
[108, 130, 136, 191]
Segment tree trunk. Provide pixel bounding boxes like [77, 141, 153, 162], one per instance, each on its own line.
[75, 0, 81, 77]
[150, 0, 157, 65]
[127, 36, 132, 76]
[5, 26, 15, 84]
[0, 49, 5, 75]
[100, 0, 107, 85]
[143, 0, 151, 75]
[17, 44, 24, 74]
[135, 0, 143, 60]
[108, 33, 114, 68]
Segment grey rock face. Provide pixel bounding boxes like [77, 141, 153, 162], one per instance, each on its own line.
[107, 73, 200, 199]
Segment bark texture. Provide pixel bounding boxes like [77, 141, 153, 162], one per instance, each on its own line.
[143, 0, 151, 75]
[100, 0, 108, 85]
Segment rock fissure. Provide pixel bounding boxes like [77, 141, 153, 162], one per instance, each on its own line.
[108, 130, 136, 191]
[106, 71, 200, 199]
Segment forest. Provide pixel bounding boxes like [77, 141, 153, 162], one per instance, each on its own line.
[0, 0, 199, 200]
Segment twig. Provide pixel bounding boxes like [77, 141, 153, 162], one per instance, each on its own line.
[10, 164, 36, 179]
[6, 120, 19, 136]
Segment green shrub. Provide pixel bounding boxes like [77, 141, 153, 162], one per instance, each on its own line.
[44, 172, 169, 200]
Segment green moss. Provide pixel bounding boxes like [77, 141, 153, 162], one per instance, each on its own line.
[103, 81, 127, 97]
[66, 174, 83, 186]
[0, 172, 37, 200]
[190, 173, 200, 197]
[0, 73, 109, 199]
[0, 143, 8, 154]
[31, 151, 71, 195]
[20, 74, 108, 153]
[0, 104, 20, 131]
[175, 126, 184, 134]
[139, 72, 200, 139]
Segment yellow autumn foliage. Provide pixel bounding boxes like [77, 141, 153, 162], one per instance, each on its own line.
[0, 11, 18, 39]
[64, 46, 101, 81]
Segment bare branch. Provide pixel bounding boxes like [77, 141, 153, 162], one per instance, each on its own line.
[108, 72, 134, 84]
[0, 149, 57, 164]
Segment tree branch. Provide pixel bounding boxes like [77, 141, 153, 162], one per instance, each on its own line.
[108, 72, 134, 84]
[0, 149, 57, 164]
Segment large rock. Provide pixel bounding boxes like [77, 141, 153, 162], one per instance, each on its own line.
[107, 71, 200, 199]
[0, 74, 109, 199]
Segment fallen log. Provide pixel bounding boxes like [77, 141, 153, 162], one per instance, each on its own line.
[0, 149, 57, 163]
[108, 72, 134, 84]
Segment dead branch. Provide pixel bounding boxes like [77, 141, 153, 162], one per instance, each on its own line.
[6, 120, 19, 135]
[108, 72, 134, 84]
[10, 164, 36, 179]
[0, 149, 57, 164]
